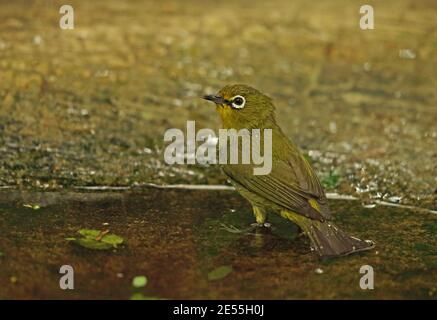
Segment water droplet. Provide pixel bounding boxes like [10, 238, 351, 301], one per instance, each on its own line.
[95, 69, 110, 77]
[394, 91, 402, 99]
[172, 98, 183, 107]
[33, 35, 42, 45]
[328, 122, 337, 133]
[387, 196, 402, 203]
[363, 62, 372, 71]
[399, 49, 416, 59]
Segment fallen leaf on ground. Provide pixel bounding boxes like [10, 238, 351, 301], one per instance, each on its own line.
[132, 275, 148, 288]
[207, 265, 233, 281]
[66, 229, 124, 250]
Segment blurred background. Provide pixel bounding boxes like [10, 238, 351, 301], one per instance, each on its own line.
[0, 0, 436, 299]
[0, 0, 436, 208]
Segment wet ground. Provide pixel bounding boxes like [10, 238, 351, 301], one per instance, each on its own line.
[0, 0, 436, 210]
[0, 0, 436, 300]
[0, 189, 435, 299]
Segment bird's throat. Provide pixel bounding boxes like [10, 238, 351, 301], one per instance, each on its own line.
[219, 109, 277, 131]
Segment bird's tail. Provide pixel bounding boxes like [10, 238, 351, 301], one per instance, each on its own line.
[281, 210, 375, 259]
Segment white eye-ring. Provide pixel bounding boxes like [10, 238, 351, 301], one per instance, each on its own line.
[231, 95, 246, 109]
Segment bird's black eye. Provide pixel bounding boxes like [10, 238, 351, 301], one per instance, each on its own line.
[231, 95, 246, 109]
[234, 97, 243, 105]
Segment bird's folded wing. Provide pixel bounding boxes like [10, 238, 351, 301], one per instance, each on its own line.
[223, 156, 330, 221]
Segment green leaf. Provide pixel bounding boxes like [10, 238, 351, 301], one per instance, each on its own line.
[132, 276, 148, 288]
[23, 204, 41, 210]
[102, 234, 124, 246]
[78, 229, 101, 238]
[207, 265, 233, 281]
[67, 229, 124, 250]
[72, 238, 113, 250]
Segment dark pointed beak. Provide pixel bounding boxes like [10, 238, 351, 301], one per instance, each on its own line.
[203, 94, 228, 105]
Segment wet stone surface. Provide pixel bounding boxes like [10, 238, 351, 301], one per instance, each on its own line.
[0, 189, 435, 299]
[0, 0, 436, 300]
[0, 0, 436, 210]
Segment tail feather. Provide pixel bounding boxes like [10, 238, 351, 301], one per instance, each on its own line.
[281, 210, 375, 259]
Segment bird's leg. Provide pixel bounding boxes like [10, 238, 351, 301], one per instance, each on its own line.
[251, 206, 271, 228]
[220, 207, 270, 234]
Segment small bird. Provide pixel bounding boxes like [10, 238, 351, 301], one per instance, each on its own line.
[203, 84, 374, 259]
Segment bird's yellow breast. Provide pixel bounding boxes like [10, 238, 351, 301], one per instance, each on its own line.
[216, 105, 235, 127]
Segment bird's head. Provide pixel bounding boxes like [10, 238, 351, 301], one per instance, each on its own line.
[203, 84, 275, 129]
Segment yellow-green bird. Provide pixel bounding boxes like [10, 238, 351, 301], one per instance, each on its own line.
[204, 84, 374, 259]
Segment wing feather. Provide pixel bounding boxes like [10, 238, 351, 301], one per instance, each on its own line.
[223, 154, 330, 221]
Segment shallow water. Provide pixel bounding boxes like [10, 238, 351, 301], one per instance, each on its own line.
[0, 189, 435, 299]
[0, 0, 436, 210]
[0, 0, 436, 300]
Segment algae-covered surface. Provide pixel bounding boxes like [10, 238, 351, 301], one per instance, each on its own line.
[0, 0, 436, 300]
[0, 190, 435, 299]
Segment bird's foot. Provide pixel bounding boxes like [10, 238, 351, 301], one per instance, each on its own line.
[220, 223, 253, 234]
[250, 222, 272, 228]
